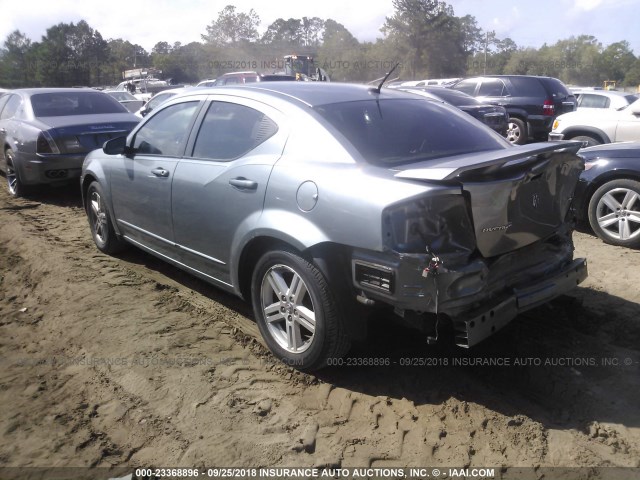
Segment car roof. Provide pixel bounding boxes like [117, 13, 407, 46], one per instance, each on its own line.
[192, 82, 420, 107]
[9, 87, 101, 96]
[572, 89, 630, 97]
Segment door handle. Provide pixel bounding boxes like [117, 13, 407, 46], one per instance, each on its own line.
[151, 167, 170, 177]
[229, 177, 258, 190]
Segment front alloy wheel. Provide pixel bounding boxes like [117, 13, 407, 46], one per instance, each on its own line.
[588, 179, 640, 248]
[86, 181, 127, 254]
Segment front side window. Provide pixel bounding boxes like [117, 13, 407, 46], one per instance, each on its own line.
[190, 102, 278, 161]
[133, 101, 199, 156]
[315, 99, 508, 167]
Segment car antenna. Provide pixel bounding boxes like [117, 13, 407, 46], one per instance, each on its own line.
[372, 63, 400, 94]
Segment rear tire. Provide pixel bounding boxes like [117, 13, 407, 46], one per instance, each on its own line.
[86, 181, 127, 254]
[5, 149, 29, 197]
[588, 179, 640, 248]
[571, 135, 601, 147]
[251, 249, 350, 372]
[506, 118, 527, 145]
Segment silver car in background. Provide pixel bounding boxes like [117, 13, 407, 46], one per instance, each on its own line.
[81, 83, 588, 371]
[0, 88, 139, 196]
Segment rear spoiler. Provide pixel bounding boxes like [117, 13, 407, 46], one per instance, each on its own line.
[394, 141, 583, 181]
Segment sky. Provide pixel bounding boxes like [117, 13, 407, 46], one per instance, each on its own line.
[0, 0, 639, 55]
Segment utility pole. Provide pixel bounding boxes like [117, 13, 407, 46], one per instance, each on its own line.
[484, 31, 488, 75]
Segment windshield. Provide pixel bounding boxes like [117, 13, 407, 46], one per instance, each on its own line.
[31, 92, 127, 117]
[314, 99, 508, 167]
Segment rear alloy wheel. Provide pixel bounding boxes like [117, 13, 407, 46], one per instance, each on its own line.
[86, 181, 127, 254]
[5, 149, 27, 197]
[588, 179, 640, 248]
[571, 135, 601, 147]
[506, 118, 527, 145]
[251, 249, 350, 371]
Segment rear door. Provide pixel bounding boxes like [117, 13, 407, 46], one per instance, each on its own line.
[110, 100, 202, 257]
[171, 97, 287, 286]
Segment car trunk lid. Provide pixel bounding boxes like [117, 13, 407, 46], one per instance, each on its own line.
[35, 114, 139, 154]
[394, 142, 584, 257]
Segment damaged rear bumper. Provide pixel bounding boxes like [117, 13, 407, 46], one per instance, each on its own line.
[351, 246, 588, 348]
[452, 257, 587, 347]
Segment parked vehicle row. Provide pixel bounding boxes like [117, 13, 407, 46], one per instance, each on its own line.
[2, 80, 638, 372]
[449, 75, 578, 145]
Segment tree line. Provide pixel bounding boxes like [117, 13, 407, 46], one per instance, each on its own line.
[1, 0, 639, 89]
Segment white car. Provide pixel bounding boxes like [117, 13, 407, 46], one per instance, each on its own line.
[133, 87, 191, 118]
[573, 89, 638, 111]
[548, 98, 640, 145]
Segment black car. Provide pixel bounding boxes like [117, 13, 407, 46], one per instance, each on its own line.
[573, 142, 640, 248]
[0, 88, 140, 196]
[451, 75, 576, 145]
[400, 86, 508, 136]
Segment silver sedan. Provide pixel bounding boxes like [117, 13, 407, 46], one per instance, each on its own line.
[81, 83, 588, 371]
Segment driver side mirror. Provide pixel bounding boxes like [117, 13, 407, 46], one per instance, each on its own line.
[103, 136, 135, 157]
[630, 100, 640, 115]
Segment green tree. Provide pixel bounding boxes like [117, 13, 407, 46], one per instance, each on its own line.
[201, 5, 260, 46]
[382, 0, 466, 78]
[0, 30, 36, 87]
[35, 20, 109, 86]
[598, 41, 636, 84]
[262, 18, 303, 47]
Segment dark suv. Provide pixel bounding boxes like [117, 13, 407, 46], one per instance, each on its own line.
[451, 75, 576, 145]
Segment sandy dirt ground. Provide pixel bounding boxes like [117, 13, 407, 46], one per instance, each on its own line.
[0, 184, 639, 478]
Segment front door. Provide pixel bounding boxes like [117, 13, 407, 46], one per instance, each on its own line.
[110, 100, 201, 257]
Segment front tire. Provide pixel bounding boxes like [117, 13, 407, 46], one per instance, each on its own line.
[588, 179, 640, 248]
[251, 249, 350, 371]
[86, 181, 127, 254]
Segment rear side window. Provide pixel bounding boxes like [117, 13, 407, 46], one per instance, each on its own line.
[315, 99, 508, 167]
[508, 77, 547, 97]
[578, 94, 610, 109]
[478, 79, 507, 97]
[190, 102, 278, 161]
[539, 78, 572, 98]
[0, 95, 21, 119]
[452, 79, 478, 95]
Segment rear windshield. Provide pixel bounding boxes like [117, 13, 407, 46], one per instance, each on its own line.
[31, 92, 127, 117]
[314, 99, 508, 167]
[540, 78, 573, 98]
[508, 77, 547, 97]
